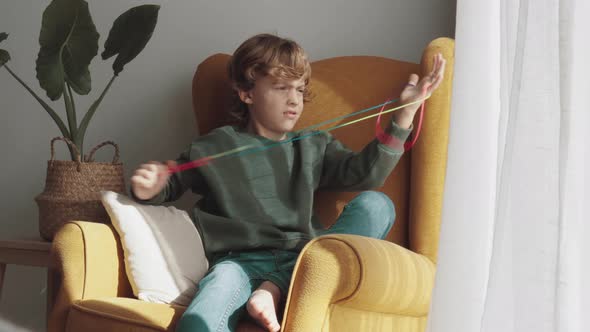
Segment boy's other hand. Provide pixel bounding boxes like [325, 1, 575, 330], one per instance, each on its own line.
[130, 160, 177, 200]
[393, 53, 446, 129]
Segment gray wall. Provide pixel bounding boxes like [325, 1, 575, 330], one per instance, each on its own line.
[0, 0, 455, 330]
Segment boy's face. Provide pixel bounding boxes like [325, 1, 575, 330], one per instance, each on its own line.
[239, 75, 306, 140]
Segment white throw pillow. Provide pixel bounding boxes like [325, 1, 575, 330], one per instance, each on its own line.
[100, 190, 209, 306]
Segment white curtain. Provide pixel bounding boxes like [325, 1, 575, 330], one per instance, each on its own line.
[427, 0, 590, 331]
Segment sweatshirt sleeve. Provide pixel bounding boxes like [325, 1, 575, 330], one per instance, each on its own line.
[317, 119, 412, 191]
[130, 144, 208, 205]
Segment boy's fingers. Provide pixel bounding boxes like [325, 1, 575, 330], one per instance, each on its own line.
[428, 79, 441, 93]
[131, 175, 151, 188]
[407, 73, 419, 86]
[139, 163, 156, 172]
[436, 56, 444, 73]
[420, 72, 436, 90]
[428, 72, 444, 93]
[135, 168, 152, 179]
[433, 53, 444, 76]
[143, 161, 164, 171]
[422, 55, 446, 94]
[429, 53, 439, 77]
[431, 54, 439, 75]
[148, 163, 161, 173]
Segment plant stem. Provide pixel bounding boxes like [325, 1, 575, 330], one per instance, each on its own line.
[76, 74, 117, 157]
[66, 82, 79, 159]
[3, 64, 70, 138]
[66, 81, 77, 127]
[62, 80, 79, 157]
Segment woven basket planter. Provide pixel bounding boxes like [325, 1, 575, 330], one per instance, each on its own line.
[35, 137, 126, 240]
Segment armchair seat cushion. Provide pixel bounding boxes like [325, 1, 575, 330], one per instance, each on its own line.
[67, 298, 185, 332]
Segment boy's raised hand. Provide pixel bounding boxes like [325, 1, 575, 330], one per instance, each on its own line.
[130, 160, 177, 200]
[393, 53, 446, 129]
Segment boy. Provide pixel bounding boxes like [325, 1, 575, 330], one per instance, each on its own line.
[131, 34, 445, 332]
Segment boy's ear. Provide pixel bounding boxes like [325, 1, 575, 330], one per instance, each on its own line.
[238, 89, 254, 104]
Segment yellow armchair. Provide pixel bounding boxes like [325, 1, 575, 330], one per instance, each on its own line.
[48, 37, 454, 332]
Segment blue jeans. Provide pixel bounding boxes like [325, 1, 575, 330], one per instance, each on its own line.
[175, 191, 395, 332]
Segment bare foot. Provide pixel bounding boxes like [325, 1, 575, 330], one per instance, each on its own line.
[246, 281, 282, 332]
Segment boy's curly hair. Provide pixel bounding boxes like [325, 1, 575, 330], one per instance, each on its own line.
[227, 33, 313, 126]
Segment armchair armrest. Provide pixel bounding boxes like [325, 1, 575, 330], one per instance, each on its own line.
[409, 37, 455, 263]
[48, 221, 132, 332]
[281, 234, 435, 332]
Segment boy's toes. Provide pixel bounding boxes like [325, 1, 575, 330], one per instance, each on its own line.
[271, 319, 281, 330]
[247, 300, 280, 331]
[261, 311, 280, 331]
[247, 284, 282, 332]
[257, 307, 279, 331]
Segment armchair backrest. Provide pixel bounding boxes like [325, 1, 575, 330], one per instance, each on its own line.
[191, 38, 454, 263]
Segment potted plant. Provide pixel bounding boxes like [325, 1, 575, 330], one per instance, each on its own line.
[1, 0, 159, 159]
[0, 0, 160, 240]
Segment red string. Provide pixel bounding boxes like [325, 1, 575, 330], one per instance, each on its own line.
[404, 102, 425, 150]
[167, 157, 212, 174]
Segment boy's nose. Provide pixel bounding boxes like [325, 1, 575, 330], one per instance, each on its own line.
[287, 91, 299, 105]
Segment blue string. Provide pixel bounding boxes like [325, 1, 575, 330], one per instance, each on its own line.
[217, 98, 399, 162]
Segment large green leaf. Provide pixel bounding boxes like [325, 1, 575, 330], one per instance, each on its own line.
[1, 33, 10, 67]
[0, 50, 10, 66]
[101, 5, 159, 76]
[35, 0, 99, 101]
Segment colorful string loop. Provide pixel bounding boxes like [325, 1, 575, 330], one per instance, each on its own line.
[168, 95, 429, 174]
